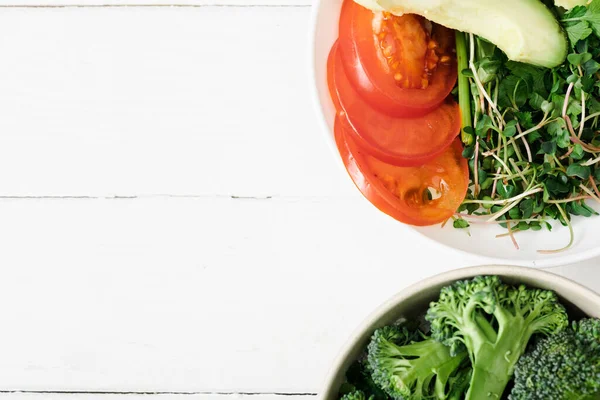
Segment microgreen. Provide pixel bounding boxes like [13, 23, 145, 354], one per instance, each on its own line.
[455, 0, 600, 252]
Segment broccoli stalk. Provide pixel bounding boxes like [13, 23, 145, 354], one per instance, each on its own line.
[426, 276, 568, 400]
[510, 318, 600, 399]
[367, 325, 469, 400]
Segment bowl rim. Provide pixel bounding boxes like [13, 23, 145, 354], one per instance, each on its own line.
[307, 0, 600, 268]
[318, 264, 600, 400]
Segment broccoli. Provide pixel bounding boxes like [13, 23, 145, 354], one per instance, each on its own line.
[425, 276, 568, 400]
[367, 325, 470, 399]
[576, 317, 600, 340]
[340, 390, 374, 400]
[510, 318, 600, 400]
[446, 368, 471, 400]
[341, 359, 389, 400]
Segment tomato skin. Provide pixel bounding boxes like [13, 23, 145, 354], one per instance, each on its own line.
[335, 118, 469, 226]
[338, 0, 457, 117]
[330, 43, 461, 167]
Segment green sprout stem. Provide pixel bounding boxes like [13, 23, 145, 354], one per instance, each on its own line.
[456, 32, 473, 146]
[538, 205, 574, 254]
[462, 186, 544, 206]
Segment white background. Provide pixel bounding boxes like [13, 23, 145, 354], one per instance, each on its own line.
[0, 0, 597, 398]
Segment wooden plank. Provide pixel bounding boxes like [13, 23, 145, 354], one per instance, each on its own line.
[0, 197, 595, 393]
[0, 3, 597, 397]
[0, 6, 336, 198]
[0, 196, 493, 393]
[0, 394, 315, 399]
[0, 1, 311, 6]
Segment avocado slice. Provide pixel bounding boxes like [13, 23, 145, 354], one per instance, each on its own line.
[555, 0, 588, 9]
[360, 0, 568, 68]
[353, 0, 384, 11]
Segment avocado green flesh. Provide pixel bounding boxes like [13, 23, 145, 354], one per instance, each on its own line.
[360, 0, 568, 68]
[555, 0, 588, 9]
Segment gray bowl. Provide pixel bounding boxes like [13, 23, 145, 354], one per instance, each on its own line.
[320, 265, 600, 399]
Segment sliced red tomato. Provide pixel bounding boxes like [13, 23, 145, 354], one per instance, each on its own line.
[329, 43, 460, 167]
[335, 117, 469, 226]
[338, 0, 457, 117]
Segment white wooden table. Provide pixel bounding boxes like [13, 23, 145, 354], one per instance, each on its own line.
[0, 0, 597, 398]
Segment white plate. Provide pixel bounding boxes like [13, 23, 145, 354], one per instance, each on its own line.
[308, 0, 600, 267]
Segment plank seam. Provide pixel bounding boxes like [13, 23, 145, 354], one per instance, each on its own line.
[0, 4, 311, 8]
[0, 195, 276, 200]
[0, 391, 317, 396]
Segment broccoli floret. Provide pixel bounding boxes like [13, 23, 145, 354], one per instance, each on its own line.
[575, 317, 600, 340]
[510, 318, 600, 399]
[340, 390, 374, 400]
[425, 276, 568, 400]
[343, 360, 389, 400]
[367, 325, 469, 400]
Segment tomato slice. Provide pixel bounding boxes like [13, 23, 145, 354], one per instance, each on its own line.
[338, 0, 457, 117]
[329, 43, 460, 167]
[335, 118, 469, 226]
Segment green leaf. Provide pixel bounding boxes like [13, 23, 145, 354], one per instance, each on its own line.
[541, 100, 555, 114]
[506, 61, 548, 96]
[453, 218, 470, 229]
[583, 202, 599, 216]
[476, 115, 497, 137]
[545, 177, 571, 196]
[566, 163, 591, 179]
[564, 5, 588, 20]
[547, 119, 571, 150]
[498, 75, 528, 109]
[557, 130, 571, 149]
[517, 221, 530, 231]
[553, 94, 582, 117]
[481, 196, 493, 209]
[520, 198, 534, 219]
[547, 119, 566, 137]
[551, 77, 562, 94]
[572, 144, 585, 160]
[588, 96, 600, 114]
[462, 145, 474, 159]
[583, 58, 600, 75]
[582, 0, 600, 36]
[476, 58, 502, 84]
[566, 74, 579, 84]
[533, 199, 544, 214]
[528, 131, 542, 142]
[567, 52, 593, 66]
[566, 22, 593, 47]
[529, 92, 545, 110]
[460, 68, 473, 78]
[509, 207, 521, 220]
[478, 169, 488, 184]
[516, 112, 534, 129]
[480, 177, 494, 191]
[581, 75, 596, 92]
[497, 183, 517, 199]
[503, 120, 517, 137]
[541, 140, 557, 155]
[559, 172, 569, 185]
[569, 201, 593, 217]
[543, 186, 550, 202]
